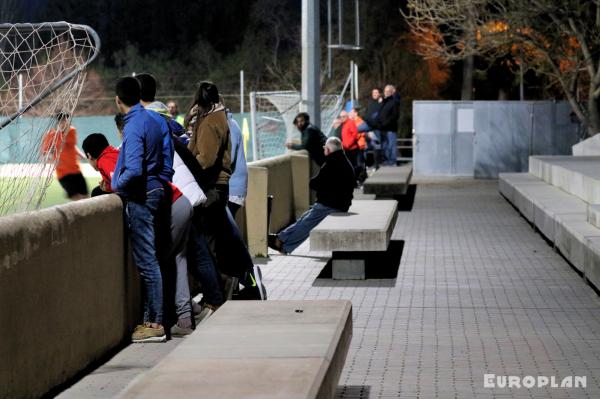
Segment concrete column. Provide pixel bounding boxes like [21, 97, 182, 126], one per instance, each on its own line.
[301, 0, 321, 128]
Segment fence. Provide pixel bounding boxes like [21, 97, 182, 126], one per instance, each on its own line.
[412, 101, 580, 178]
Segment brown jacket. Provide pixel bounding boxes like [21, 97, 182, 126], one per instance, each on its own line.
[187, 107, 232, 187]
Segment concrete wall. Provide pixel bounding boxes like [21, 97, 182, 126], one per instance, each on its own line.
[244, 151, 311, 257]
[0, 195, 140, 399]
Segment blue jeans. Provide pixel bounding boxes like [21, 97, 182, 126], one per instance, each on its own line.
[187, 224, 224, 307]
[384, 131, 397, 165]
[278, 203, 338, 253]
[126, 188, 165, 324]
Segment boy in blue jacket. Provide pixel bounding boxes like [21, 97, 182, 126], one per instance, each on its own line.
[112, 76, 167, 343]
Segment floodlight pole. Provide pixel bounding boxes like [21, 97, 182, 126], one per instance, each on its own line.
[301, 0, 321, 128]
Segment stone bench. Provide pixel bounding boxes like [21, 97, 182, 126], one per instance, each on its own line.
[362, 163, 413, 197]
[120, 300, 352, 399]
[309, 200, 398, 279]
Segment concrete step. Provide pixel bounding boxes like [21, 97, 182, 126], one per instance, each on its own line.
[499, 172, 600, 282]
[529, 156, 600, 203]
[587, 204, 600, 229]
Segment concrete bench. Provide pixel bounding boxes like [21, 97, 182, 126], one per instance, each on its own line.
[309, 200, 398, 279]
[362, 163, 413, 197]
[120, 300, 352, 399]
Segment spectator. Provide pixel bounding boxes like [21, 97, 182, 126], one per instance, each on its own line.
[184, 81, 234, 285]
[227, 112, 248, 217]
[81, 132, 119, 197]
[285, 112, 327, 166]
[112, 76, 167, 343]
[167, 100, 186, 126]
[268, 137, 355, 254]
[41, 112, 88, 200]
[340, 110, 361, 185]
[349, 108, 368, 182]
[364, 84, 399, 166]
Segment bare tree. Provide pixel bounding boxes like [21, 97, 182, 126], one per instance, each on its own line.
[402, 0, 495, 100]
[404, 0, 600, 136]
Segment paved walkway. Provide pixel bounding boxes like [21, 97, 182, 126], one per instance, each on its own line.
[59, 179, 600, 398]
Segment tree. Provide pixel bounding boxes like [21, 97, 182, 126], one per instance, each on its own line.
[403, 0, 600, 136]
[401, 0, 495, 100]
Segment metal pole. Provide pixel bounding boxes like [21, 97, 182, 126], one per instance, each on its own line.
[350, 61, 354, 108]
[355, 0, 360, 47]
[354, 62, 359, 102]
[249, 91, 259, 161]
[338, 0, 343, 45]
[18, 73, 23, 115]
[240, 70, 244, 113]
[327, 0, 332, 79]
[301, 0, 321, 127]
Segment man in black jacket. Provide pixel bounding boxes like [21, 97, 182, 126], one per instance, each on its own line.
[285, 112, 327, 166]
[269, 137, 355, 254]
[364, 85, 400, 166]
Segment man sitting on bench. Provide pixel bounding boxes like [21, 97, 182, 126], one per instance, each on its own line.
[268, 137, 355, 254]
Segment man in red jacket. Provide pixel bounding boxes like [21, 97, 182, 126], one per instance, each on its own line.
[340, 110, 361, 186]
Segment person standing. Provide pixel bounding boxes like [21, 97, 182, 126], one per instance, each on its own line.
[41, 112, 88, 200]
[112, 76, 167, 343]
[285, 112, 327, 166]
[340, 110, 361, 186]
[364, 85, 399, 166]
[227, 112, 248, 217]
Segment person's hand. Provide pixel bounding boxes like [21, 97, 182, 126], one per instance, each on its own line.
[99, 180, 107, 192]
[285, 142, 293, 149]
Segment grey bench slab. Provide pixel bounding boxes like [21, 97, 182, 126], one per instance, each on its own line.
[362, 164, 412, 196]
[120, 300, 352, 399]
[309, 200, 398, 252]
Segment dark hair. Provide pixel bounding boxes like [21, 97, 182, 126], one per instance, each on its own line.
[114, 113, 126, 131]
[55, 111, 70, 121]
[82, 133, 109, 159]
[294, 112, 310, 124]
[115, 76, 140, 107]
[193, 81, 220, 109]
[136, 73, 157, 102]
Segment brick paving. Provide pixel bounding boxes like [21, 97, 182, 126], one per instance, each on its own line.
[59, 179, 600, 398]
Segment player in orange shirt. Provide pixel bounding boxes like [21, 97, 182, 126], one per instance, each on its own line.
[41, 112, 88, 200]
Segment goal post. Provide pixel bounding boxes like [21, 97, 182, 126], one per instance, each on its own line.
[0, 22, 100, 215]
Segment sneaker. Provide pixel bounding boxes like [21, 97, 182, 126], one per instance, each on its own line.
[194, 303, 219, 325]
[268, 234, 287, 254]
[132, 325, 166, 343]
[170, 323, 194, 337]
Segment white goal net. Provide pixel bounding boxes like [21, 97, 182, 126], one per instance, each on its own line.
[249, 82, 348, 161]
[0, 22, 100, 215]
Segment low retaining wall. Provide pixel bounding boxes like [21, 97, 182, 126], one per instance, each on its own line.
[243, 151, 311, 257]
[0, 195, 140, 399]
[0, 151, 311, 397]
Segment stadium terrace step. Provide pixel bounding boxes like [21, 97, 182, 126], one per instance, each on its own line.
[529, 155, 600, 203]
[309, 200, 398, 279]
[500, 157, 600, 290]
[362, 163, 413, 197]
[120, 300, 352, 399]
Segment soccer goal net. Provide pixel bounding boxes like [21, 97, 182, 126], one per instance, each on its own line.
[0, 22, 100, 215]
[249, 74, 351, 161]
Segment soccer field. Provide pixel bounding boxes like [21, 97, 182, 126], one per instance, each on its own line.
[0, 163, 101, 214]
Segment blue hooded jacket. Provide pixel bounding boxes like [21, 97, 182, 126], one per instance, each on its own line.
[227, 113, 248, 199]
[113, 103, 165, 199]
